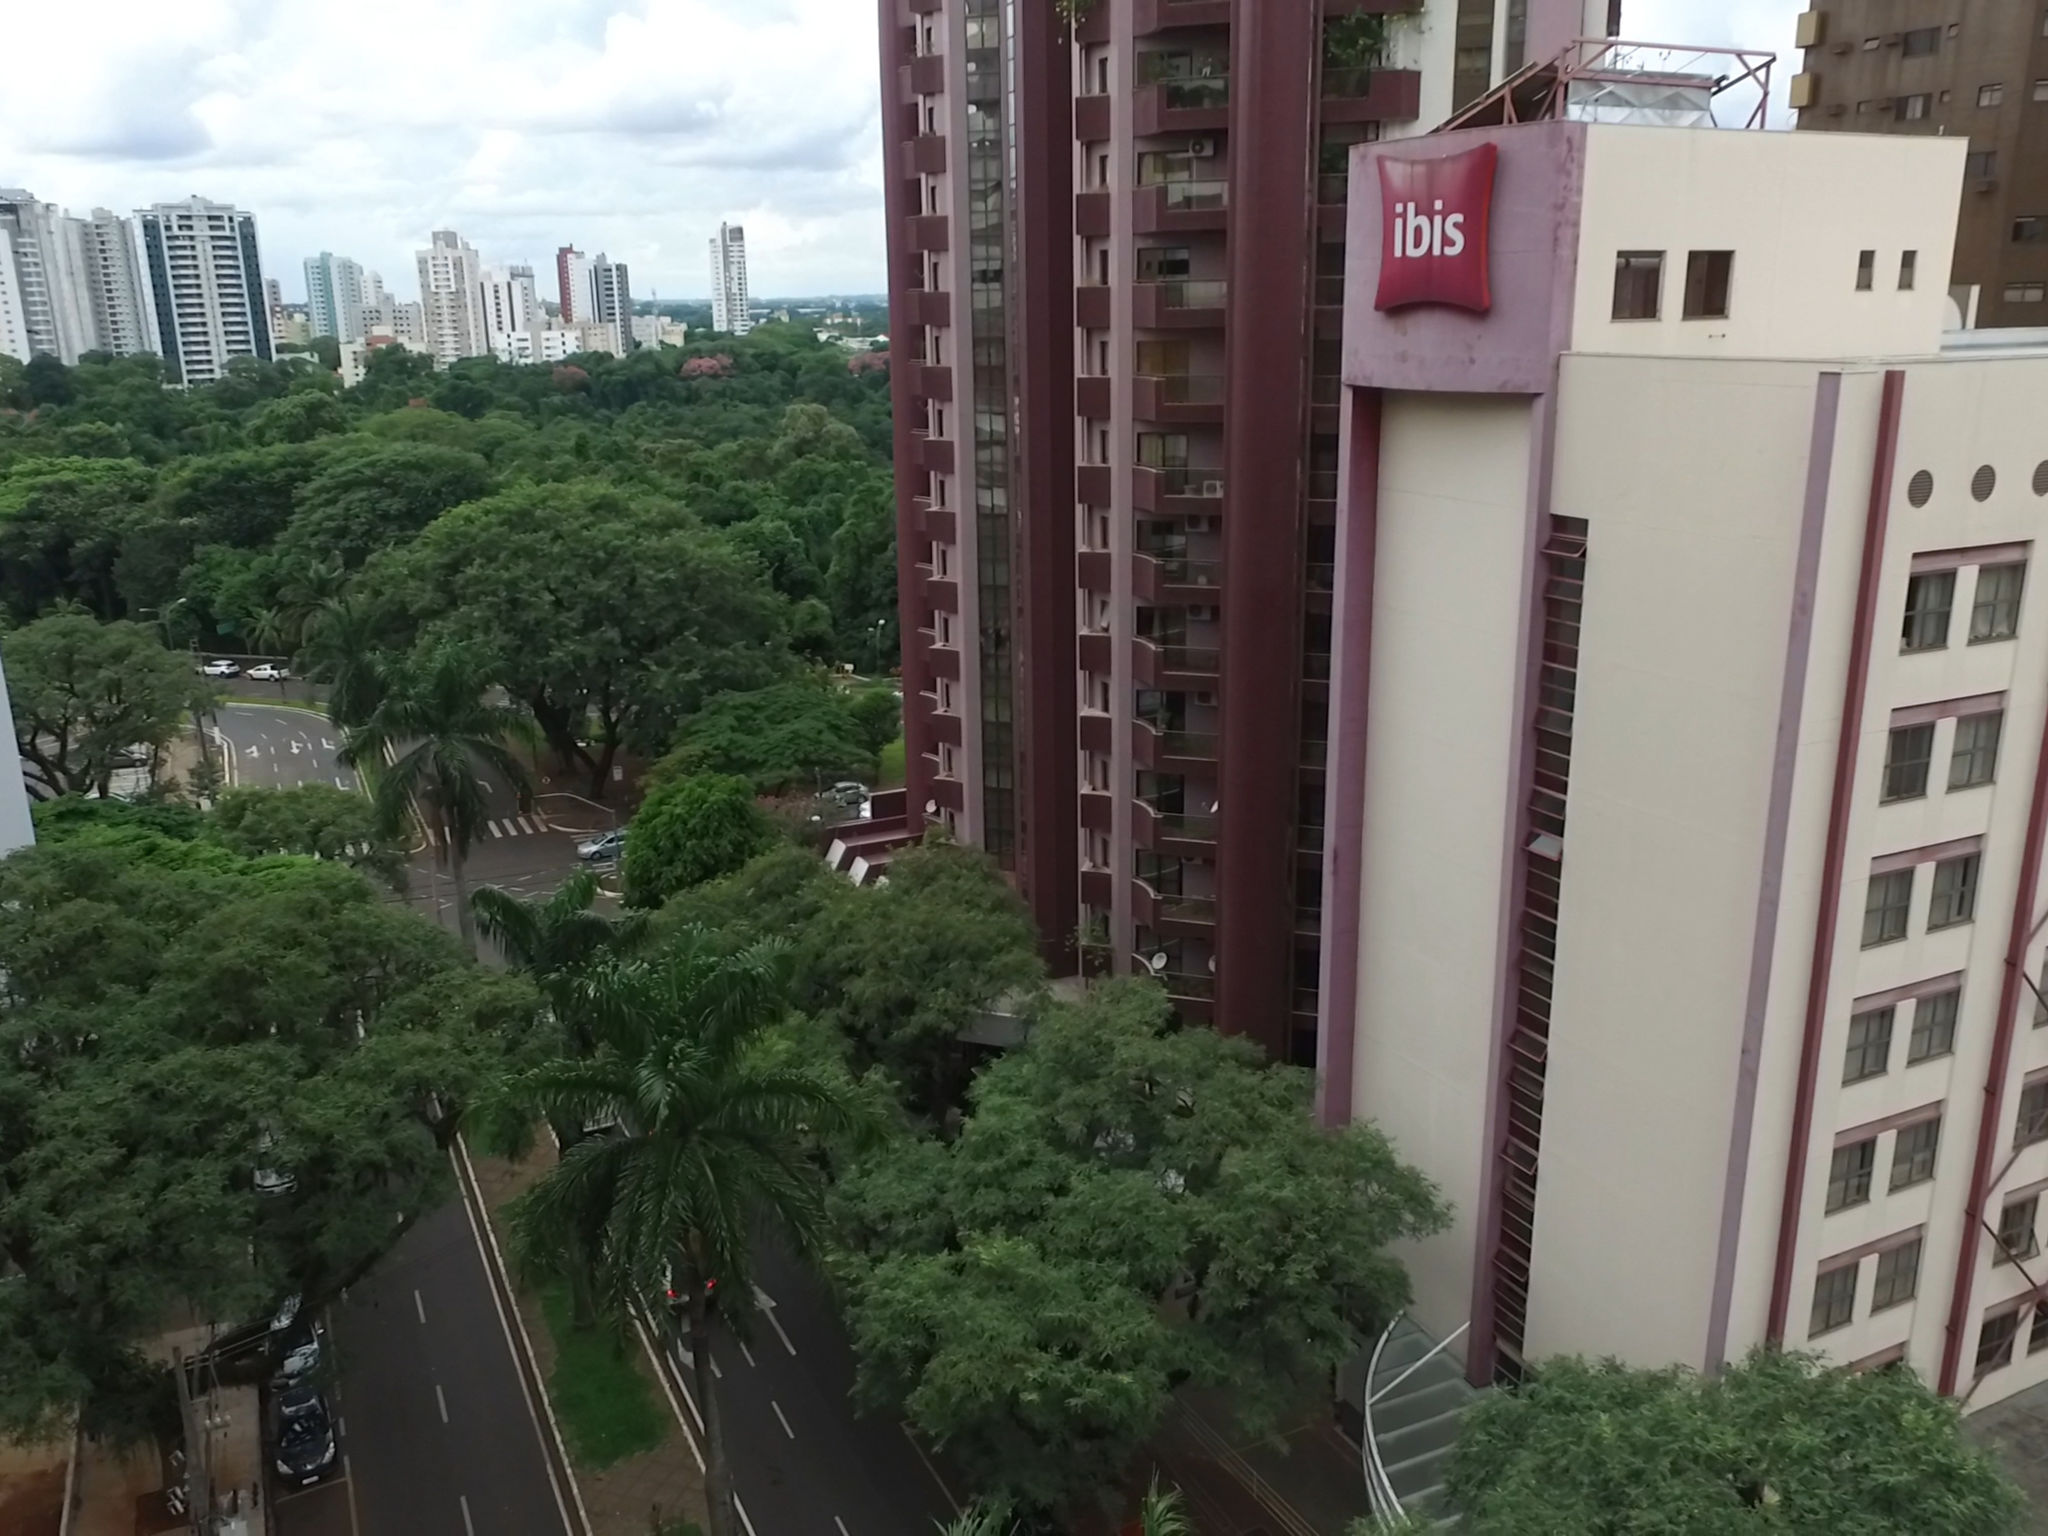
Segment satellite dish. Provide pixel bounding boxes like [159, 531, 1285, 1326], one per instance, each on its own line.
[924, 799, 938, 815]
[1206, 956, 1217, 974]
[1146, 952, 1170, 975]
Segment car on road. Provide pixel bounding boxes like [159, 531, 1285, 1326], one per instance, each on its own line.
[199, 658, 241, 678]
[271, 1383, 338, 1488]
[823, 780, 870, 809]
[272, 1313, 325, 1385]
[247, 662, 290, 681]
[577, 830, 626, 863]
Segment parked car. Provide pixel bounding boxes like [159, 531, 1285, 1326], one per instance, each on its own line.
[271, 1384, 337, 1488]
[823, 780, 870, 809]
[247, 663, 289, 682]
[199, 658, 241, 678]
[272, 1314, 324, 1385]
[577, 830, 625, 863]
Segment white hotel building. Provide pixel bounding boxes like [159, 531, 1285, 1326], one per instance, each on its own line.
[1320, 103, 2048, 1416]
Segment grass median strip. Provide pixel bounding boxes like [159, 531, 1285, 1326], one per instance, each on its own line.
[535, 1283, 668, 1472]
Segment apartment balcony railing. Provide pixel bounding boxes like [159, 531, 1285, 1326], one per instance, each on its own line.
[1321, 65, 1424, 123]
[1160, 893, 1218, 928]
[1135, 373, 1225, 424]
[1134, 721, 1219, 768]
[1157, 278, 1227, 309]
[1135, 181, 1230, 235]
[1307, 469, 1340, 501]
[1134, 280, 1227, 329]
[1304, 651, 1333, 681]
[1140, 640, 1221, 676]
[1135, 465, 1226, 504]
[1157, 970, 1216, 1000]
[1156, 556, 1223, 588]
[1156, 179, 1228, 211]
[1307, 562, 1336, 593]
[1149, 810, 1218, 845]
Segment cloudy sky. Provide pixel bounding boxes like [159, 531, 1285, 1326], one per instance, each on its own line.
[2, 0, 1797, 305]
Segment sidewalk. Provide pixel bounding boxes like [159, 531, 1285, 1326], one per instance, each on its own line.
[1169, 1383, 1372, 1536]
[0, 1438, 68, 1536]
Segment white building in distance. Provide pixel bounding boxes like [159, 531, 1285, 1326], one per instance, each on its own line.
[304, 252, 368, 342]
[416, 229, 487, 365]
[709, 221, 751, 335]
[135, 197, 273, 385]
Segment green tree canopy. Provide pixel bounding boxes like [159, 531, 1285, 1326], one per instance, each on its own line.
[659, 676, 876, 795]
[622, 772, 776, 909]
[1442, 1349, 2026, 1535]
[209, 782, 406, 887]
[4, 611, 210, 798]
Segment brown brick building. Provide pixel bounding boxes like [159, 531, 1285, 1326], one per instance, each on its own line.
[1793, 1, 2048, 328]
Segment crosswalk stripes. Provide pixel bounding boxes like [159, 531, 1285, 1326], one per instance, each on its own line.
[416, 813, 552, 848]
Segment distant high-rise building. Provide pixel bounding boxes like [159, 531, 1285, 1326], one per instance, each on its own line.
[556, 246, 596, 322]
[593, 256, 633, 351]
[76, 210, 148, 359]
[709, 222, 750, 334]
[135, 196, 273, 386]
[415, 229, 487, 365]
[0, 236, 28, 362]
[481, 263, 543, 362]
[304, 252, 368, 342]
[0, 190, 94, 363]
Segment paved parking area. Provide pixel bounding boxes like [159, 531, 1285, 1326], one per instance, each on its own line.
[1966, 1382, 2048, 1533]
[272, 1474, 356, 1536]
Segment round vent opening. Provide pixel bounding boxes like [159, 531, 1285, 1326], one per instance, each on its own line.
[2033, 460, 2048, 497]
[1972, 464, 1997, 502]
[1906, 470, 1934, 508]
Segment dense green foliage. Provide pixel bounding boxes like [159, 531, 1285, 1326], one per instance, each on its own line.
[5, 611, 212, 797]
[0, 814, 547, 1439]
[622, 773, 776, 909]
[654, 676, 899, 796]
[1442, 1350, 2026, 1534]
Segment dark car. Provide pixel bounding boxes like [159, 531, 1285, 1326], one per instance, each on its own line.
[272, 1383, 337, 1488]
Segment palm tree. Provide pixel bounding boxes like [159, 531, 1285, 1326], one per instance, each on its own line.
[471, 871, 645, 1044]
[1137, 1475, 1191, 1536]
[341, 648, 532, 956]
[496, 935, 869, 1536]
[936, 1506, 1014, 1536]
[301, 593, 389, 730]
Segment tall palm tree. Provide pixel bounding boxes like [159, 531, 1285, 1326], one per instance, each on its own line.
[1136, 1475, 1191, 1536]
[301, 593, 389, 730]
[495, 935, 869, 1536]
[341, 648, 532, 956]
[471, 871, 645, 1043]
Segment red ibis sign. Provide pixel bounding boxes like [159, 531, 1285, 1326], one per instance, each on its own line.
[1374, 143, 1498, 315]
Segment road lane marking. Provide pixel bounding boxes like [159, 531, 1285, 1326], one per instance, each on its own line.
[903, 1423, 962, 1515]
[415, 1289, 426, 1325]
[753, 1286, 798, 1356]
[771, 1400, 795, 1439]
[836, 1519, 851, 1536]
[518, 815, 537, 834]
[738, 1339, 757, 1368]
[461, 1494, 476, 1536]
[345, 1456, 362, 1536]
[711, 1354, 723, 1379]
[335, 775, 349, 790]
[437, 1383, 449, 1423]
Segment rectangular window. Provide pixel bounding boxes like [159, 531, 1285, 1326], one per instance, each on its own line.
[1891, 1117, 1941, 1190]
[1897, 93, 1932, 121]
[1967, 149, 1998, 179]
[1844, 1005, 1895, 1083]
[1971, 562, 2025, 640]
[2034, 80, 2048, 102]
[1929, 853, 1980, 929]
[2017, 217, 2048, 245]
[1682, 250, 1734, 319]
[1857, 249, 1876, 291]
[1950, 711, 2004, 790]
[1979, 1310, 2021, 1375]
[1810, 1262, 1859, 1336]
[1612, 251, 1663, 320]
[2033, 1305, 2048, 1355]
[1828, 1138, 1877, 1212]
[2005, 283, 2048, 304]
[1908, 988, 1960, 1062]
[1902, 571, 1955, 652]
[1900, 250, 1918, 290]
[2016, 1080, 2048, 1147]
[1902, 26, 1941, 56]
[1882, 723, 1935, 802]
[1872, 1238, 1922, 1310]
[1863, 869, 1914, 948]
[1980, 82, 2006, 107]
[1998, 1195, 2040, 1264]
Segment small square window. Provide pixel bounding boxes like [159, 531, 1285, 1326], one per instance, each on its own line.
[1898, 93, 1933, 122]
[1967, 149, 1999, 179]
[1611, 251, 1663, 320]
[2016, 1080, 2048, 1147]
[1997, 1195, 2040, 1264]
[1979, 1309, 2021, 1375]
[1899, 250, 1918, 290]
[1902, 27, 1941, 57]
[1682, 250, 1734, 319]
[1973, 563, 2026, 641]
[1950, 711, 2004, 790]
[1908, 988, 1960, 1062]
[1873, 1238, 1922, 1310]
[2033, 80, 2048, 102]
[1902, 570, 1955, 652]
[1863, 869, 1914, 947]
[2005, 282, 2048, 303]
[1856, 98, 1873, 114]
[1891, 1117, 1941, 1190]
[1844, 1004, 1895, 1083]
[1882, 723, 1934, 802]
[2015, 216, 2048, 244]
[1864, 35, 1881, 49]
[1857, 249, 1876, 291]
[1980, 83, 2006, 108]
[1929, 853, 1980, 930]
[1811, 1262, 1859, 1336]
[1828, 1138, 1877, 1212]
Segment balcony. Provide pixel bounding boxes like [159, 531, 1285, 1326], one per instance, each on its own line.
[913, 430, 954, 475]
[1077, 464, 1114, 505]
[1080, 867, 1115, 910]
[1133, 553, 1222, 605]
[1134, 881, 1217, 935]
[1134, 373, 1224, 425]
[1077, 284, 1112, 329]
[908, 54, 946, 95]
[1133, 720, 1218, 772]
[1135, 802, 1218, 854]
[1134, 279, 1226, 329]
[1134, 638, 1220, 691]
[1079, 712, 1113, 753]
[1075, 93, 1112, 141]
[1077, 548, 1114, 592]
[1077, 630, 1114, 674]
[917, 562, 960, 612]
[909, 134, 947, 175]
[1135, 0, 1232, 32]
[1080, 789, 1114, 832]
[925, 706, 963, 747]
[1321, 66, 1423, 125]
[1134, 77, 1230, 135]
[1306, 469, 1339, 504]
[915, 498, 956, 542]
[1076, 191, 1113, 238]
[1135, 181, 1228, 235]
[1076, 375, 1112, 419]
[1133, 465, 1225, 513]
[910, 288, 951, 328]
[1306, 561, 1335, 594]
[911, 361, 953, 401]
[919, 629, 961, 680]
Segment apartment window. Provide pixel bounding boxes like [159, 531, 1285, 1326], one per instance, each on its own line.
[1872, 1238, 1922, 1310]
[1863, 869, 1914, 948]
[1828, 1138, 1877, 1212]
[1979, 1310, 2022, 1375]
[1966, 150, 1998, 179]
[1902, 571, 1955, 652]
[2006, 283, 2048, 304]
[1998, 1196, 2041, 1264]
[1972, 563, 2027, 640]
[1929, 853, 1980, 929]
[2017, 1080, 2048, 1147]
[1891, 1117, 1941, 1190]
[1900, 251, 1918, 290]
[1612, 251, 1663, 320]
[1980, 83, 2006, 108]
[1951, 711, 2004, 789]
[1908, 988, 1960, 1062]
[1682, 251, 1734, 319]
[2017, 217, 2048, 244]
[2032, 1306, 2048, 1355]
[1856, 99, 1872, 115]
[1844, 1005, 1895, 1083]
[1810, 1263, 1858, 1336]
[1902, 26, 1941, 57]
[1897, 94, 1932, 122]
[1882, 723, 1935, 802]
[1863, 35, 1880, 49]
[1857, 249, 1876, 291]
[2034, 80, 2048, 102]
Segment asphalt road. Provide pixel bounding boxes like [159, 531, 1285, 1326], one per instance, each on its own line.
[213, 702, 360, 795]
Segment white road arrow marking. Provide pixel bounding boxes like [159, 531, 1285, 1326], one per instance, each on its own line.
[753, 1286, 798, 1356]
[245, 745, 261, 759]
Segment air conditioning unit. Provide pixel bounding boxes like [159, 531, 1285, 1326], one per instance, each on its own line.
[1199, 479, 1225, 498]
[1187, 136, 1218, 159]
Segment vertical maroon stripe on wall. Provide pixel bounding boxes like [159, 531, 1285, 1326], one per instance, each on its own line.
[878, 0, 931, 831]
[1214, 0, 1318, 1053]
[1315, 387, 1383, 1128]
[1765, 369, 1906, 1346]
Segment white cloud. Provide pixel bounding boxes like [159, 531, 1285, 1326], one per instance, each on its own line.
[1620, 0, 1804, 122]
[0, 0, 887, 300]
